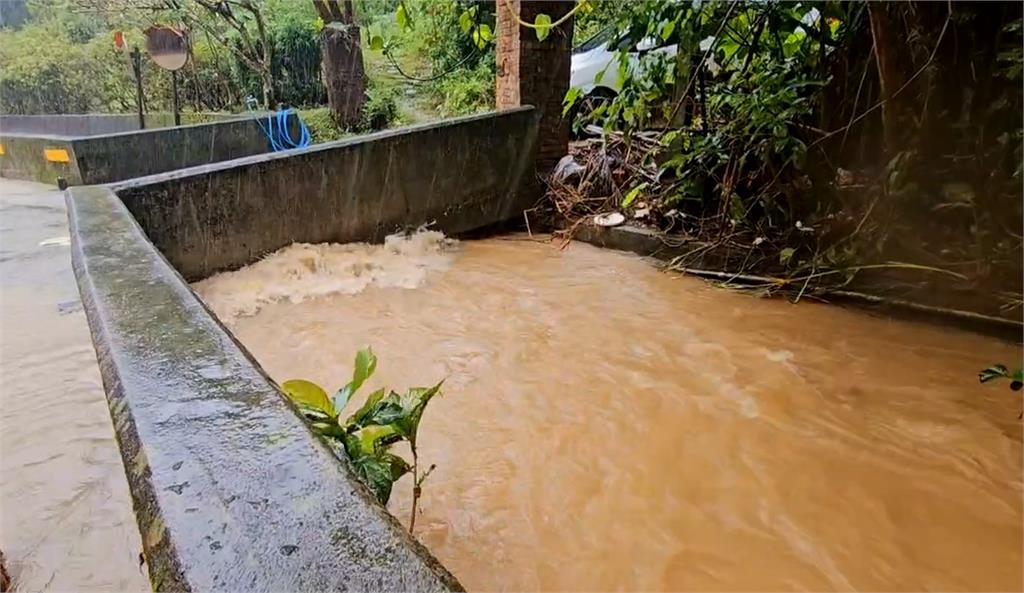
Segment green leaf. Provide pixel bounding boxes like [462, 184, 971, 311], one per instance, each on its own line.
[660, 20, 676, 41]
[380, 452, 412, 481]
[721, 39, 740, 62]
[369, 35, 384, 51]
[562, 87, 582, 115]
[334, 348, 378, 412]
[473, 24, 493, 49]
[349, 387, 387, 427]
[395, 3, 409, 31]
[828, 18, 840, 37]
[352, 348, 377, 391]
[779, 247, 796, 266]
[621, 183, 648, 208]
[309, 421, 346, 438]
[534, 13, 552, 41]
[282, 379, 335, 418]
[459, 9, 473, 34]
[351, 453, 398, 504]
[783, 30, 806, 58]
[350, 389, 405, 429]
[355, 424, 403, 453]
[395, 381, 443, 447]
[979, 364, 1011, 383]
[594, 67, 605, 85]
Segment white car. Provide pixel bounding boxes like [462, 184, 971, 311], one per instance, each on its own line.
[570, 28, 679, 100]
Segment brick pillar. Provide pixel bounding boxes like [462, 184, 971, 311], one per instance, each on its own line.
[496, 0, 575, 174]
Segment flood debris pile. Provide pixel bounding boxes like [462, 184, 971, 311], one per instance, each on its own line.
[546, 1, 1022, 323]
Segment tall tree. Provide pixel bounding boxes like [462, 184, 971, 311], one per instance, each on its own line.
[190, 0, 275, 109]
[313, 0, 366, 128]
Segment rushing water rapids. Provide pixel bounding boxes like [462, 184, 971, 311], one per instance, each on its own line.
[195, 233, 1023, 592]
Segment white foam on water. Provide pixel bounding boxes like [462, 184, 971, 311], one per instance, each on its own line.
[193, 230, 457, 321]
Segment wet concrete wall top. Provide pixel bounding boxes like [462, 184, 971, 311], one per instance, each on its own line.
[115, 107, 541, 280]
[67, 185, 464, 592]
[0, 113, 243, 136]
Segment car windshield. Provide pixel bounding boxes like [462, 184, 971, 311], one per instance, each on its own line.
[574, 26, 614, 53]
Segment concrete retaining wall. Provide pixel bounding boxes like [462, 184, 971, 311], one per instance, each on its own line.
[68, 186, 464, 592]
[115, 107, 541, 280]
[66, 107, 540, 591]
[1, 114, 294, 186]
[0, 112, 243, 136]
[0, 134, 81, 186]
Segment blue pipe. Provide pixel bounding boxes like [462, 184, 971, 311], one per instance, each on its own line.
[258, 108, 312, 152]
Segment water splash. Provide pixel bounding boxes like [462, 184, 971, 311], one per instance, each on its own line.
[193, 231, 457, 322]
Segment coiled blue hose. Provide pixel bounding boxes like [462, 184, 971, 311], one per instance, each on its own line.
[258, 109, 311, 152]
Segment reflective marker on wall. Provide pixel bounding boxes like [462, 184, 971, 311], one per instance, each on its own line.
[44, 148, 70, 163]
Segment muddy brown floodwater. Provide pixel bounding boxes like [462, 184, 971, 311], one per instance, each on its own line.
[0, 179, 148, 591]
[196, 233, 1023, 592]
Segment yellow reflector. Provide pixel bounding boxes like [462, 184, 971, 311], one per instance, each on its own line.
[44, 148, 70, 163]
[0, 143, 5, 155]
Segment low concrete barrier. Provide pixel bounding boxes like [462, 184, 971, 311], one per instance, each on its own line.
[0, 134, 80, 186]
[66, 108, 540, 591]
[0, 112, 242, 136]
[0, 114, 294, 186]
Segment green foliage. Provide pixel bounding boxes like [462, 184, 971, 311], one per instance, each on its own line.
[358, 0, 494, 118]
[559, 0, 850, 258]
[298, 80, 399, 142]
[282, 348, 444, 518]
[298, 107, 347, 143]
[621, 183, 647, 208]
[0, 0, 323, 114]
[432, 59, 495, 117]
[0, 23, 113, 113]
[362, 80, 401, 130]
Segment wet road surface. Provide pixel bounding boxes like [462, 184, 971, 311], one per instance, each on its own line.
[0, 179, 147, 591]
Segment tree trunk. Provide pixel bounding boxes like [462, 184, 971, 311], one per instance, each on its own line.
[322, 23, 367, 128]
[867, 2, 916, 158]
[261, 68, 274, 110]
[316, 0, 366, 129]
[251, 2, 275, 109]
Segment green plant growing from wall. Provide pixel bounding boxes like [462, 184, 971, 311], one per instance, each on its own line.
[281, 347, 442, 532]
[979, 363, 1023, 418]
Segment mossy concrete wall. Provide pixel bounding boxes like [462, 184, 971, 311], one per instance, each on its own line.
[0, 134, 81, 185]
[0, 115, 294, 186]
[115, 107, 541, 280]
[65, 108, 540, 591]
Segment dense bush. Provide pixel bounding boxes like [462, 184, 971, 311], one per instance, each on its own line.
[365, 0, 495, 117]
[432, 60, 494, 117]
[298, 107, 347, 143]
[298, 78, 400, 143]
[362, 79, 400, 129]
[0, 24, 112, 113]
